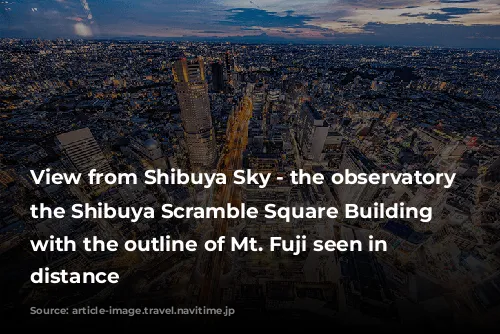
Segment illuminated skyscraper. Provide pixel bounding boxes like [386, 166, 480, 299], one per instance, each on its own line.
[56, 127, 112, 194]
[224, 50, 234, 91]
[211, 61, 224, 92]
[296, 102, 329, 162]
[337, 147, 381, 207]
[224, 52, 233, 79]
[172, 57, 216, 170]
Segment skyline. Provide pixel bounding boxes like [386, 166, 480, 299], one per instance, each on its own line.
[1, 28, 500, 327]
[0, 1, 500, 48]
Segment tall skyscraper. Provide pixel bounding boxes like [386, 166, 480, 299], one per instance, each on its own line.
[172, 57, 216, 170]
[337, 147, 381, 207]
[224, 50, 234, 91]
[56, 127, 112, 194]
[211, 61, 224, 92]
[296, 102, 329, 162]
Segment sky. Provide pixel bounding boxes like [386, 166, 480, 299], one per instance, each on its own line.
[1, 0, 500, 47]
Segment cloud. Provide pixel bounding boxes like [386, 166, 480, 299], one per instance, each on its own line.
[200, 30, 226, 33]
[0, 0, 97, 38]
[401, 7, 482, 21]
[1, 0, 499, 47]
[357, 22, 500, 47]
[440, 0, 479, 3]
[74, 22, 93, 36]
[337, 0, 426, 9]
[440, 7, 482, 14]
[219, 8, 316, 28]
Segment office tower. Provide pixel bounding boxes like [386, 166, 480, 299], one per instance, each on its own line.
[322, 131, 344, 169]
[340, 226, 394, 309]
[251, 83, 266, 126]
[211, 61, 224, 92]
[241, 150, 292, 278]
[224, 50, 234, 89]
[296, 102, 329, 162]
[172, 57, 216, 170]
[243, 154, 291, 219]
[56, 127, 112, 193]
[337, 147, 381, 207]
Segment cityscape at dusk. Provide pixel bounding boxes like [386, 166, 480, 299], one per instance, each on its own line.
[1, 0, 500, 330]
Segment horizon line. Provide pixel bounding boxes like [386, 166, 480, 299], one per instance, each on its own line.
[1, 36, 500, 50]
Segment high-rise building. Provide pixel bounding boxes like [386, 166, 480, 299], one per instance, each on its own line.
[211, 61, 224, 92]
[296, 102, 329, 162]
[224, 50, 234, 90]
[243, 153, 291, 220]
[337, 147, 381, 207]
[56, 127, 112, 193]
[172, 57, 216, 170]
[323, 131, 344, 169]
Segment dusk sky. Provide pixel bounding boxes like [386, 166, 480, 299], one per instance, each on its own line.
[1, 0, 500, 47]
